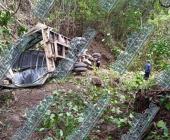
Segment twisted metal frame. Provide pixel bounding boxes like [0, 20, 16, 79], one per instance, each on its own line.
[0, 31, 42, 82]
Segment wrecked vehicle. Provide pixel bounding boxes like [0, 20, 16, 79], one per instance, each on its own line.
[0, 23, 96, 88]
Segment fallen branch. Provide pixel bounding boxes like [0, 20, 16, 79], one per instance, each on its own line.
[11, 0, 22, 16]
[0, 2, 9, 10]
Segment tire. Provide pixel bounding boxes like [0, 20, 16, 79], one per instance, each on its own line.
[74, 67, 87, 72]
[74, 62, 87, 68]
[92, 53, 101, 58]
[83, 59, 92, 66]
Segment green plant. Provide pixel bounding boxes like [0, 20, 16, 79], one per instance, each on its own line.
[38, 91, 87, 139]
[17, 25, 28, 36]
[0, 10, 11, 26]
[160, 96, 170, 111]
[148, 38, 170, 70]
[157, 120, 169, 137]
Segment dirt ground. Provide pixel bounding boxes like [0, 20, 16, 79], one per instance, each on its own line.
[0, 81, 86, 140]
[89, 41, 115, 67]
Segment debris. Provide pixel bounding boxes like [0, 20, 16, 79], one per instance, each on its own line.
[91, 76, 103, 87]
[110, 78, 120, 87]
[73, 50, 102, 73]
[74, 67, 88, 73]
[121, 103, 160, 140]
[74, 62, 87, 68]
[0, 23, 93, 88]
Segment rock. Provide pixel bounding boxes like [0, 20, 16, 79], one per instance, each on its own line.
[75, 76, 82, 81]
[91, 77, 103, 87]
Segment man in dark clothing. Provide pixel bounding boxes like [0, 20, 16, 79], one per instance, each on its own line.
[144, 60, 151, 80]
[96, 58, 101, 68]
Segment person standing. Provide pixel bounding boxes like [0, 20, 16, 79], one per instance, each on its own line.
[96, 58, 101, 68]
[144, 60, 151, 80]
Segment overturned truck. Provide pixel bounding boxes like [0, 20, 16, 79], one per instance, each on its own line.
[0, 23, 95, 88]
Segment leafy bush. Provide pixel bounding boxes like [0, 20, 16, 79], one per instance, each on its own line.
[0, 10, 11, 26]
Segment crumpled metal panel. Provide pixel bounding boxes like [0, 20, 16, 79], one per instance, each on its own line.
[1, 49, 49, 88]
[0, 30, 42, 82]
[10, 67, 49, 88]
[13, 50, 46, 71]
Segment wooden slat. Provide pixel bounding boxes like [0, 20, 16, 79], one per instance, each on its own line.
[54, 41, 58, 58]
[42, 28, 56, 72]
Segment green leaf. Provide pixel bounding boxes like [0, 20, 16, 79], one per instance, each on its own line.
[157, 120, 166, 129]
[78, 116, 84, 123]
[50, 113, 55, 120]
[165, 102, 170, 110]
[59, 129, 63, 137]
[39, 128, 45, 132]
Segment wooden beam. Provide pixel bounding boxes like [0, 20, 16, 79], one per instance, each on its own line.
[42, 28, 56, 72]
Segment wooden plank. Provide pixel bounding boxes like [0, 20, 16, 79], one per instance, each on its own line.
[54, 41, 58, 58]
[62, 47, 66, 58]
[42, 28, 56, 72]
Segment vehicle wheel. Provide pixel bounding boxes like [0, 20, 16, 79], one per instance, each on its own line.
[74, 62, 87, 68]
[92, 53, 101, 58]
[83, 59, 92, 66]
[74, 67, 87, 72]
